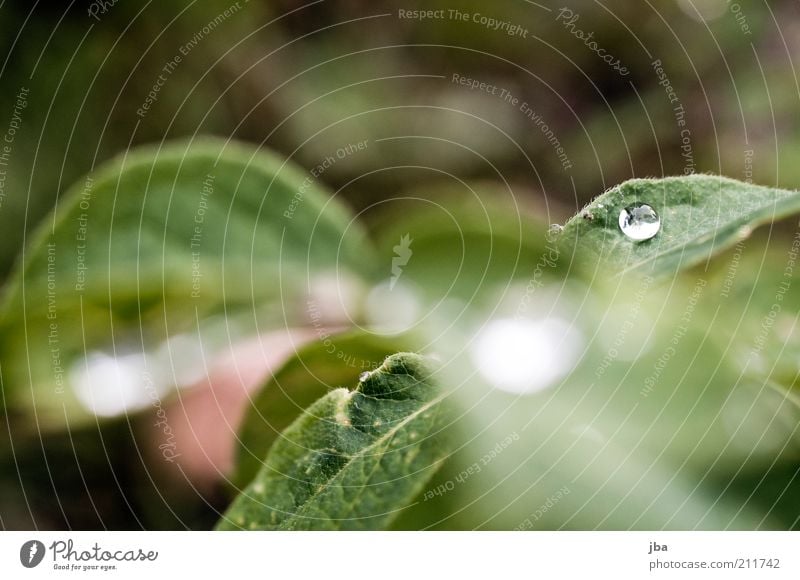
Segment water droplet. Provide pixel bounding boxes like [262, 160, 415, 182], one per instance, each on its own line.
[546, 224, 564, 242]
[619, 204, 660, 241]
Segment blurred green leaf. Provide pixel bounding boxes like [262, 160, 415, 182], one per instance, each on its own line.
[218, 353, 451, 530]
[369, 181, 561, 306]
[712, 460, 800, 531]
[437, 411, 770, 530]
[420, 268, 796, 528]
[700, 233, 800, 392]
[0, 138, 374, 428]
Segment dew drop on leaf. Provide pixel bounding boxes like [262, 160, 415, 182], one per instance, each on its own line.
[619, 204, 660, 241]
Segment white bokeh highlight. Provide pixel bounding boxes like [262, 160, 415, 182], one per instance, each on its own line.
[471, 316, 584, 395]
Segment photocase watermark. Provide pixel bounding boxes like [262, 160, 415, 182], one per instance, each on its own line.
[0, 86, 29, 211]
[87, 0, 120, 21]
[720, 239, 746, 299]
[556, 8, 629, 76]
[390, 234, 413, 289]
[514, 486, 571, 530]
[137, 1, 246, 118]
[191, 174, 214, 299]
[143, 370, 180, 464]
[516, 226, 562, 317]
[748, 226, 800, 361]
[306, 298, 382, 370]
[652, 59, 694, 174]
[74, 177, 94, 292]
[452, 73, 572, 171]
[398, 8, 529, 38]
[422, 431, 519, 501]
[20, 540, 46, 568]
[640, 277, 706, 397]
[595, 274, 654, 378]
[519, 101, 573, 171]
[44, 241, 66, 396]
[718, 149, 755, 297]
[743, 148, 754, 183]
[284, 140, 369, 220]
[729, 2, 752, 36]
[20, 538, 158, 572]
[49, 539, 157, 572]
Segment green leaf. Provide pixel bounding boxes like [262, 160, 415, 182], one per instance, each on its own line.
[421, 269, 797, 528]
[232, 332, 412, 489]
[431, 407, 770, 530]
[558, 174, 800, 278]
[700, 232, 800, 391]
[217, 353, 451, 530]
[369, 181, 561, 306]
[713, 460, 800, 531]
[0, 138, 374, 427]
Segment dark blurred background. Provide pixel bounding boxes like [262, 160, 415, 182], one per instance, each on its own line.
[1, 0, 799, 529]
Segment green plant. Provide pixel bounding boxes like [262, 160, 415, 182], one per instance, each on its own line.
[2, 138, 799, 530]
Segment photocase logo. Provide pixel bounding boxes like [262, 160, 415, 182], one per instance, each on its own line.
[390, 234, 413, 289]
[20, 540, 45, 568]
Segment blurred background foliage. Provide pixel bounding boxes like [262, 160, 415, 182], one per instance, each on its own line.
[1, 0, 800, 530]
